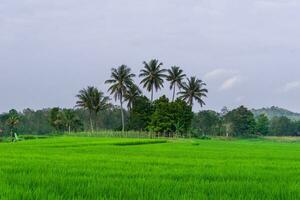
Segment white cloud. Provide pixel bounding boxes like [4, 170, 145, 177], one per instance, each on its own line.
[204, 68, 243, 91]
[256, 0, 299, 7]
[220, 76, 241, 90]
[204, 68, 237, 80]
[282, 81, 300, 92]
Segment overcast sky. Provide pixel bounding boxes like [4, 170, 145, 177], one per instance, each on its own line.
[1, 0, 300, 113]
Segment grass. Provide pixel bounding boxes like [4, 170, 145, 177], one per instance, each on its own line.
[264, 136, 300, 143]
[113, 139, 167, 146]
[1, 136, 300, 199]
[65, 131, 153, 138]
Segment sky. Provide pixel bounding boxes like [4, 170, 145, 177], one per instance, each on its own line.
[1, 0, 300, 113]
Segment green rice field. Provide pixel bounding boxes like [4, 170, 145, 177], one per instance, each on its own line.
[1, 136, 300, 199]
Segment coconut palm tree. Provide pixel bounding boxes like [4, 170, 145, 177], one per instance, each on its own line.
[139, 59, 167, 102]
[166, 66, 186, 101]
[6, 115, 19, 141]
[178, 76, 208, 107]
[76, 86, 110, 132]
[124, 83, 142, 110]
[62, 109, 81, 134]
[105, 65, 135, 132]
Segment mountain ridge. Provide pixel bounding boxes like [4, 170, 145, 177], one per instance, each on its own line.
[251, 106, 300, 121]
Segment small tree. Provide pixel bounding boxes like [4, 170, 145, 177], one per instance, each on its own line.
[6, 110, 20, 141]
[255, 114, 269, 135]
[62, 109, 82, 133]
[224, 106, 256, 136]
[49, 108, 83, 133]
[269, 116, 294, 136]
[124, 83, 142, 110]
[171, 99, 193, 137]
[49, 107, 64, 132]
[192, 110, 221, 136]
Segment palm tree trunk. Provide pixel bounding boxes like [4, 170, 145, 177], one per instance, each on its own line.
[89, 111, 94, 133]
[10, 129, 13, 142]
[68, 125, 71, 134]
[190, 98, 193, 107]
[151, 85, 154, 102]
[172, 87, 176, 102]
[120, 96, 125, 133]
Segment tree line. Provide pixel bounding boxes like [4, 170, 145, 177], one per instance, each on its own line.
[193, 106, 300, 137]
[1, 59, 300, 138]
[0, 107, 123, 136]
[1, 106, 300, 137]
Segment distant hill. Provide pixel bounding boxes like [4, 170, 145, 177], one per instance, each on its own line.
[251, 106, 300, 121]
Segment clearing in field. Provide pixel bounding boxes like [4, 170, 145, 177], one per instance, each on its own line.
[1, 136, 300, 199]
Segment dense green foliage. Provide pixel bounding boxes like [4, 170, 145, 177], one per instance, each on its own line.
[3, 105, 300, 137]
[192, 110, 222, 136]
[127, 95, 193, 136]
[255, 114, 269, 135]
[148, 96, 193, 136]
[224, 106, 256, 136]
[0, 108, 124, 135]
[191, 106, 257, 137]
[269, 116, 298, 136]
[191, 108, 300, 137]
[1, 136, 300, 199]
[127, 96, 153, 131]
[49, 108, 83, 133]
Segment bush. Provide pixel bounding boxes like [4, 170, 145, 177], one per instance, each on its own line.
[148, 96, 193, 136]
[199, 135, 211, 140]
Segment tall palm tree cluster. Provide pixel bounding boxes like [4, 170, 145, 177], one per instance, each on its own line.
[76, 59, 208, 132]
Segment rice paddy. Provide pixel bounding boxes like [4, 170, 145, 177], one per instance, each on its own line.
[1, 136, 300, 199]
